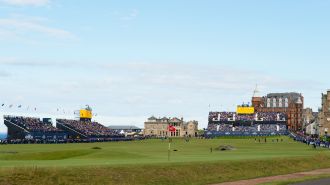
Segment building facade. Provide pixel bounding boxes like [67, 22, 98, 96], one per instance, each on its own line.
[302, 108, 317, 128]
[144, 116, 198, 137]
[319, 90, 330, 136]
[305, 122, 319, 136]
[252, 92, 304, 131]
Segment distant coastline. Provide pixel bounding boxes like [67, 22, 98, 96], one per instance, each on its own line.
[0, 133, 7, 139]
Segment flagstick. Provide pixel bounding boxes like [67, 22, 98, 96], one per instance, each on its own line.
[168, 140, 171, 161]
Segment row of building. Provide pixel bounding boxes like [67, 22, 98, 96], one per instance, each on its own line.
[107, 117, 199, 138]
[302, 90, 330, 137]
[141, 90, 330, 138]
[246, 90, 330, 137]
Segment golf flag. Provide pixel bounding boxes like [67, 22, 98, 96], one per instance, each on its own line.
[168, 125, 176, 132]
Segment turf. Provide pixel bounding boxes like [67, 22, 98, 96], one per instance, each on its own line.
[0, 136, 330, 185]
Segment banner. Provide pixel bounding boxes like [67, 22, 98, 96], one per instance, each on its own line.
[236, 106, 255, 114]
[80, 109, 92, 119]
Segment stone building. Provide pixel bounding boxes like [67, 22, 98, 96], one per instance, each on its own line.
[252, 92, 304, 131]
[319, 90, 330, 136]
[144, 116, 198, 137]
[303, 108, 319, 136]
[302, 108, 317, 128]
[305, 121, 319, 136]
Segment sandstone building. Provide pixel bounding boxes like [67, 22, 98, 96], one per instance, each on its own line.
[144, 116, 198, 137]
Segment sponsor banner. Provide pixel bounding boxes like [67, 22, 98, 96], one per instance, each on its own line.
[236, 106, 255, 114]
[80, 109, 92, 119]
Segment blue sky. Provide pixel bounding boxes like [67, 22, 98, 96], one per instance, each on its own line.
[0, 0, 329, 132]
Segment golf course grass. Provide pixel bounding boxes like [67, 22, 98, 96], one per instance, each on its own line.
[0, 136, 330, 185]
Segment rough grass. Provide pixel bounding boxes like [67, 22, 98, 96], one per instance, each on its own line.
[0, 137, 329, 185]
[1, 155, 330, 185]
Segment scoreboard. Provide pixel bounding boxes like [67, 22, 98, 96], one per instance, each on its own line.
[80, 109, 92, 119]
[236, 106, 255, 114]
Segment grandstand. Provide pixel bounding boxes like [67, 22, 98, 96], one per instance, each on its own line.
[3, 106, 126, 143]
[206, 105, 288, 137]
[4, 115, 67, 142]
[56, 119, 121, 140]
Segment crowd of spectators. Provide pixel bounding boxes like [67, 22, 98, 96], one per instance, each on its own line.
[256, 112, 286, 121]
[57, 119, 119, 138]
[5, 116, 61, 132]
[209, 112, 287, 122]
[207, 123, 287, 133]
[236, 114, 255, 121]
[290, 132, 330, 149]
[259, 124, 286, 132]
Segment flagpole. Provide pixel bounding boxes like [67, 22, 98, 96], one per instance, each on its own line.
[168, 123, 171, 162]
[168, 140, 171, 161]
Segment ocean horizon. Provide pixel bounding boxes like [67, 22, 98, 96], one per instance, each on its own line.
[0, 133, 7, 139]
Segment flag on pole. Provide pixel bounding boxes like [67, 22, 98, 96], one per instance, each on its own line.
[168, 125, 176, 132]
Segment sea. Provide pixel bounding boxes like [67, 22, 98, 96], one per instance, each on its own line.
[0, 133, 7, 139]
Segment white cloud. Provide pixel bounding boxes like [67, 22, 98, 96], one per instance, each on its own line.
[0, 15, 76, 41]
[1, 0, 50, 6]
[0, 61, 323, 131]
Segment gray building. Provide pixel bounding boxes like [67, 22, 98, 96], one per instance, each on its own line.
[108, 125, 142, 135]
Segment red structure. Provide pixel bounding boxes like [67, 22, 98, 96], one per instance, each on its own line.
[252, 92, 303, 131]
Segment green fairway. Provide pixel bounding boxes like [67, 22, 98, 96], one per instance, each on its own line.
[0, 136, 323, 167]
[1, 136, 330, 185]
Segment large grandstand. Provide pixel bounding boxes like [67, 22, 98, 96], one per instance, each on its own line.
[4, 115, 67, 143]
[206, 105, 288, 137]
[3, 106, 127, 143]
[57, 119, 123, 140]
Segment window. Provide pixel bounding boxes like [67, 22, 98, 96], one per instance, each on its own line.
[273, 98, 277, 107]
[285, 98, 289, 107]
[279, 98, 283, 107]
[267, 98, 271, 107]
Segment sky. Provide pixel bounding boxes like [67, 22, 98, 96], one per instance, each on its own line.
[0, 0, 330, 132]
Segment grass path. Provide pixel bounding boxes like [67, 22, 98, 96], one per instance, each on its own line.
[212, 168, 330, 185]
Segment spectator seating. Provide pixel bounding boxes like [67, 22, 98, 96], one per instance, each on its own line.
[57, 119, 119, 138]
[4, 116, 61, 132]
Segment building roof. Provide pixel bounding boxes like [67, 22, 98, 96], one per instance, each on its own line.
[169, 117, 182, 123]
[108, 125, 141, 130]
[148, 116, 157, 120]
[266, 92, 302, 103]
[267, 92, 301, 97]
